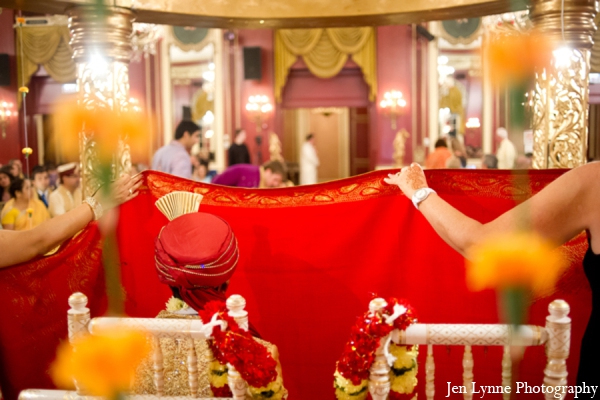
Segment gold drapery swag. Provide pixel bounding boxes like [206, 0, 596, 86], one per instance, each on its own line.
[275, 27, 377, 103]
[16, 26, 76, 105]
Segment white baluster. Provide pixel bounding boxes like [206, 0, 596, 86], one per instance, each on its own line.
[543, 300, 570, 400]
[186, 338, 198, 396]
[227, 363, 248, 400]
[368, 298, 391, 400]
[425, 344, 435, 400]
[226, 295, 249, 398]
[501, 346, 512, 400]
[68, 292, 90, 343]
[463, 345, 474, 400]
[152, 337, 164, 395]
[67, 292, 90, 395]
[227, 294, 249, 331]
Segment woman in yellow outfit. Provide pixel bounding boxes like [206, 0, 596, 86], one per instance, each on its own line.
[1, 178, 50, 231]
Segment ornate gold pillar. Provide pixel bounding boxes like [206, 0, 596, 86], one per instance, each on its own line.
[529, 0, 598, 169]
[68, 6, 135, 197]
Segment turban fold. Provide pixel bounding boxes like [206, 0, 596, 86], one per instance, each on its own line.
[155, 212, 239, 311]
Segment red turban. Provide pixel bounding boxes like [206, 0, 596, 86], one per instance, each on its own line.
[154, 212, 239, 310]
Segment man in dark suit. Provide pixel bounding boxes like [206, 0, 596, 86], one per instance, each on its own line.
[32, 165, 51, 208]
[228, 129, 251, 166]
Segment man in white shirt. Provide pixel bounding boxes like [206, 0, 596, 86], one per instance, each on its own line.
[300, 133, 320, 185]
[152, 120, 201, 179]
[496, 127, 517, 169]
[48, 163, 82, 217]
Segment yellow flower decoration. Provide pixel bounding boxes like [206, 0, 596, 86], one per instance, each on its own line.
[18, 86, 29, 94]
[26, 208, 34, 217]
[22, 147, 33, 156]
[466, 232, 567, 296]
[208, 360, 229, 389]
[51, 329, 150, 397]
[248, 374, 286, 400]
[333, 370, 368, 400]
[165, 296, 189, 312]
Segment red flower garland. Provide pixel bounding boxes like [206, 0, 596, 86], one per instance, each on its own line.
[336, 298, 417, 387]
[210, 384, 233, 397]
[199, 301, 278, 389]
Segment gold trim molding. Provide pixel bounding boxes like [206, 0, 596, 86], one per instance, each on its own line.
[0, 0, 527, 29]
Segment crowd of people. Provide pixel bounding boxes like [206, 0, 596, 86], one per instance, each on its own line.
[425, 127, 532, 170]
[151, 120, 321, 188]
[0, 160, 85, 231]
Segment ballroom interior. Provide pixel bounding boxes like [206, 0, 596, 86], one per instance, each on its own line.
[1, 1, 600, 400]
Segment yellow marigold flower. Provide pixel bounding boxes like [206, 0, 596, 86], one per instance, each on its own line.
[18, 86, 29, 93]
[26, 208, 34, 216]
[249, 374, 286, 400]
[22, 147, 33, 156]
[390, 369, 418, 394]
[165, 296, 188, 312]
[333, 370, 368, 400]
[208, 360, 229, 388]
[51, 328, 150, 397]
[466, 232, 567, 296]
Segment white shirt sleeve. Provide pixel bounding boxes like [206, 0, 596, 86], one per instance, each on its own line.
[48, 191, 66, 217]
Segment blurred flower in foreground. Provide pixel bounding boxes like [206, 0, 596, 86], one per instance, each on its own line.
[51, 329, 150, 397]
[485, 31, 554, 86]
[466, 231, 567, 325]
[52, 98, 148, 169]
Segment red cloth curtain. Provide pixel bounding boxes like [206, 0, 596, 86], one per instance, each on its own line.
[0, 169, 590, 400]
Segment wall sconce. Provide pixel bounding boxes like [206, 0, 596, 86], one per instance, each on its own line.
[245, 95, 273, 133]
[380, 90, 406, 130]
[0, 101, 15, 139]
[465, 117, 481, 129]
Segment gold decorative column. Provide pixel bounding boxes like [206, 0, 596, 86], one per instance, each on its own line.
[68, 6, 135, 197]
[529, 0, 598, 169]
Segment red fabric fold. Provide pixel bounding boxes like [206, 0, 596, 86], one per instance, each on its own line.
[0, 169, 591, 400]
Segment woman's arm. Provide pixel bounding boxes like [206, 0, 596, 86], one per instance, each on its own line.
[0, 174, 142, 269]
[384, 162, 600, 257]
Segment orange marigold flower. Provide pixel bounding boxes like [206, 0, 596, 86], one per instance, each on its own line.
[51, 329, 150, 397]
[16, 17, 26, 24]
[22, 147, 33, 156]
[19, 86, 29, 94]
[466, 232, 567, 296]
[485, 31, 554, 86]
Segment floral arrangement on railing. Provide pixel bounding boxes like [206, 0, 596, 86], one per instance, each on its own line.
[199, 300, 286, 400]
[334, 297, 417, 400]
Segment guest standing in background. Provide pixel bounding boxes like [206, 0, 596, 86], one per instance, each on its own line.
[152, 120, 201, 179]
[45, 163, 59, 191]
[228, 129, 251, 166]
[48, 163, 82, 217]
[32, 166, 51, 208]
[0, 166, 14, 212]
[8, 159, 23, 179]
[300, 133, 319, 185]
[496, 127, 517, 169]
[425, 138, 452, 169]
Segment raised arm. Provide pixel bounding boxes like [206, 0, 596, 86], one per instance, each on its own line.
[384, 162, 600, 257]
[0, 174, 142, 269]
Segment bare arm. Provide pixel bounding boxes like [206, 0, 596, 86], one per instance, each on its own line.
[384, 162, 600, 257]
[0, 174, 143, 269]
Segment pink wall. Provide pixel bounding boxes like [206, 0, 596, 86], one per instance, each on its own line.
[375, 25, 415, 166]
[238, 29, 276, 166]
[0, 9, 21, 166]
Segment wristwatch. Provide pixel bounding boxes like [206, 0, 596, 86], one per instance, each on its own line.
[411, 188, 436, 210]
